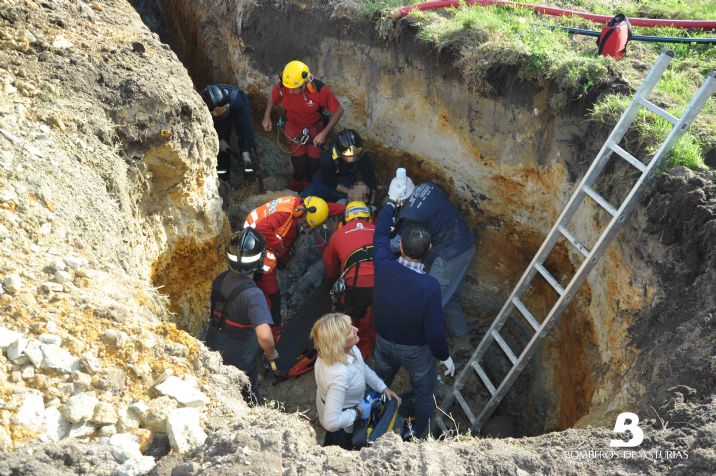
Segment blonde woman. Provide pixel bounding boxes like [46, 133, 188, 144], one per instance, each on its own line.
[311, 313, 400, 449]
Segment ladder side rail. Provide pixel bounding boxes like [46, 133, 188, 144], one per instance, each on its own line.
[449, 50, 676, 376]
[471, 69, 715, 433]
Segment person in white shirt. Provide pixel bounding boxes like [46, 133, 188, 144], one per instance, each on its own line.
[311, 313, 400, 449]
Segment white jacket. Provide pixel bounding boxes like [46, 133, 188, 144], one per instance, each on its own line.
[314, 346, 387, 433]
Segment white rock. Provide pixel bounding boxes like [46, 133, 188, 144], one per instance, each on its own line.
[46, 321, 58, 333]
[39, 223, 52, 235]
[40, 281, 64, 293]
[63, 255, 88, 269]
[166, 408, 206, 454]
[41, 343, 79, 373]
[72, 370, 92, 392]
[2, 274, 22, 294]
[98, 424, 116, 437]
[40, 333, 62, 346]
[23, 339, 44, 367]
[0, 426, 12, 451]
[117, 407, 140, 432]
[81, 351, 101, 373]
[115, 456, 156, 476]
[21, 365, 34, 380]
[62, 392, 99, 423]
[7, 336, 28, 360]
[141, 396, 177, 433]
[54, 269, 72, 284]
[109, 433, 142, 463]
[52, 35, 73, 49]
[128, 401, 148, 418]
[43, 407, 69, 441]
[12, 391, 45, 429]
[0, 327, 22, 350]
[154, 376, 208, 407]
[0, 189, 18, 204]
[68, 422, 95, 439]
[91, 402, 118, 425]
[52, 258, 67, 272]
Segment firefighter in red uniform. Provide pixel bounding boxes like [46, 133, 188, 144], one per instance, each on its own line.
[245, 195, 345, 337]
[262, 60, 344, 193]
[322, 201, 377, 357]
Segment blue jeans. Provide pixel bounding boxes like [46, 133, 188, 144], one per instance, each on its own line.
[428, 244, 475, 337]
[373, 335, 437, 437]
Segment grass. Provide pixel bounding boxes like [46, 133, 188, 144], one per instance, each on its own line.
[365, 0, 716, 169]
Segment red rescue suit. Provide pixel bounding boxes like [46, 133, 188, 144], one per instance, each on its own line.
[323, 218, 377, 357]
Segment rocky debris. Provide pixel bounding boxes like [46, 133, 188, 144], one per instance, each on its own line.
[2, 274, 22, 294]
[91, 402, 119, 426]
[12, 390, 45, 430]
[166, 407, 206, 454]
[154, 375, 208, 407]
[40, 343, 80, 373]
[141, 396, 177, 433]
[62, 392, 100, 424]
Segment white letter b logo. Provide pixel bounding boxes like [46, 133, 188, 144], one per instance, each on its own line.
[609, 412, 643, 447]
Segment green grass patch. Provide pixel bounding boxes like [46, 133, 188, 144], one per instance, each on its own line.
[365, 0, 715, 169]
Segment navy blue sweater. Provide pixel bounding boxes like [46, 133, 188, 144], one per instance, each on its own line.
[372, 203, 450, 361]
[211, 85, 255, 153]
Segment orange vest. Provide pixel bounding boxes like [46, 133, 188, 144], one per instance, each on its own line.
[244, 196, 301, 274]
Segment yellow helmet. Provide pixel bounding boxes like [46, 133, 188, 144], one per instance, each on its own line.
[345, 201, 371, 223]
[302, 196, 329, 228]
[282, 60, 310, 88]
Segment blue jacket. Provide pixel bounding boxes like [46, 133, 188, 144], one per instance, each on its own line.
[373, 203, 449, 361]
[397, 182, 475, 262]
[211, 85, 255, 153]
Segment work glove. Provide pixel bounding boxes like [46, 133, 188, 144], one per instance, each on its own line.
[219, 139, 231, 153]
[441, 356, 456, 377]
[241, 151, 253, 166]
[387, 168, 415, 202]
[265, 350, 279, 375]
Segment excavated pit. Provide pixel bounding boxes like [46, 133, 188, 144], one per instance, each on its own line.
[131, 0, 714, 440]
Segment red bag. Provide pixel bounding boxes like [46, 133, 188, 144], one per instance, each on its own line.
[597, 14, 633, 59]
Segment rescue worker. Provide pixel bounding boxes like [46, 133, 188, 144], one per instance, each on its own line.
[201, 84, 256, 180]
[244, 195, 345, 336]
[261, 60, 344, 193]
[206, 228, 279, 403]
[388, 169, 476, 349]
[301, 129, 377, 204]
[372, 193, 455, 438]
[323, 201, 377, 357]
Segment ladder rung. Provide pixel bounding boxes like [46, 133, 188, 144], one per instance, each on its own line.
[583, 185, 618, 217]
[609, 143, 647, 173]
[472, 362, 496, 396]
[513, 297, 541, 332]
[557, 225, 590, 258]
[492, 331, 518, 365]
[535, 263, 565, 296]
[638, 98, 679, 125]
[453, 390, 476, 426]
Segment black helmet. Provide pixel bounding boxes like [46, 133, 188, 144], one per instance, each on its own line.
[336, 129, 363, 159]
[226, 228, 266, 274]
[201, 85, 228, 111]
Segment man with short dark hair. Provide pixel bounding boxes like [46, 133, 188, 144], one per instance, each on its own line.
[372, 173, 455, 438]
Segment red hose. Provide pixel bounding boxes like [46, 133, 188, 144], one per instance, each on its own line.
[392, 0, 716, 29]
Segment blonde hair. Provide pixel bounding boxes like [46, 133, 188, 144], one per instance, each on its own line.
[310, 313, 352, 366]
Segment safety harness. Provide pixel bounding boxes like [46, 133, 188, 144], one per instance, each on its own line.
[210, 274, 257, 332]
[274, 79, 333, 153]
[330, 245, 374, 303]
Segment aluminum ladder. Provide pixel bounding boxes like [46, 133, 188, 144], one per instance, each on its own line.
[436, 49, 716, 434]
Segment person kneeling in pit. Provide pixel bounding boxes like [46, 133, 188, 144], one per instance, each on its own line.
[205, 228, 279, 404]
[311, 313, 400, 450]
